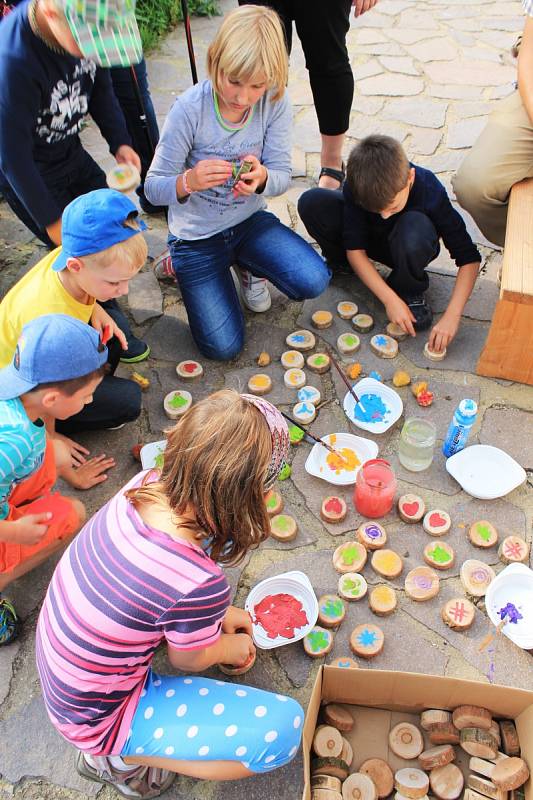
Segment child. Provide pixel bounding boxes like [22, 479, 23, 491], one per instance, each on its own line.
[298, 135, 482, 353]
[36, 390, 303, 797]
[0, 188, 147, 489]
[0, 314, 108, 645]
[145, 5, 330, 360]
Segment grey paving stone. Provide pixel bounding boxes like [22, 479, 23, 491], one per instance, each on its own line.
[358, 74, 425, 96]
[429, 84, 484, 99]
[483, 16, 525, 32]
[354, 11, 395, 28]
[405, 38, 459, 61]
[128, 270, 163, 324]
[0, 639, 21, 707]
[237, 322, 295, 365]
[353, 95, 386, 116]
[382, 97, 448, 128]
[347, 115, 408, 144]
[426, 274, 499, 321]
[292, 106, 321, 152]
[356, 29, 390, 44]
[353, 58, 385, 81]
[399, 319, 489, 372]
[453, 101, 495, 118]
[224, 363, 325, 408]
[211, 754, 304, 800]
[408, 127, 442, 156]
[387, 29, 446, 44]
[423, 60, 515, 86]
[260, 496, 318, 551]
[417, 150, 466, 173]
[375, 0, 413, 15]
[144, 312, 203, 362]
[388, 450, 462, 495]
[479, 407, 533, 469]
[359, 43, 406, 57]
[400, 379, 481, 439]
[447, 117, 488, 149]
[397, 9, 441, 29]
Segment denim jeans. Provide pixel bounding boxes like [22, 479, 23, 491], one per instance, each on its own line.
[168, 210, 331, 360]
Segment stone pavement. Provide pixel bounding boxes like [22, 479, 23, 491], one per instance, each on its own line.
[1, 0, 533, 797]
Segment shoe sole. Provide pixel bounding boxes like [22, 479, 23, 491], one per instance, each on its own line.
[239, 288, 272, 313]
[120, 346, 151, 364]
[75, 752, 175, 800]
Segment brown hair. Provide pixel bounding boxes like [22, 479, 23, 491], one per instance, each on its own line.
[127, 389, 273, 565]
[346, 135, 411, 212]
[31, 365, 108, 395]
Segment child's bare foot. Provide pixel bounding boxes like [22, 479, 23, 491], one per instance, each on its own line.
[60, 455, 116, 490]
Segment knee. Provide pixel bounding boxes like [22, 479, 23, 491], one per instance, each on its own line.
[453, 160, 485, 210]
[392, 211, 438, 254]
[121, 381, 142, 423]
[197, 332, 244, 362]
[293, 254, 331, 299]
[70, 499, 86, 528]
[297, 188, 342, 231]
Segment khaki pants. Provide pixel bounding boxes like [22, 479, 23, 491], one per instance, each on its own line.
[453, 90, 533, 247]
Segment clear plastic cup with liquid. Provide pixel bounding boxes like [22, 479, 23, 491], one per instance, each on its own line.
[398, 417, 437, 472]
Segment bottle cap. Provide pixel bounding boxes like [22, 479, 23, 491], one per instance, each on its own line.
[458, 399, 477, 417]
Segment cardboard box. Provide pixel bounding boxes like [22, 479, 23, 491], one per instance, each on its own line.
[303, 666, 533, 800]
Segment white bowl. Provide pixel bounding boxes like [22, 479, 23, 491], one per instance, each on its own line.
[245, 571, 318, 649]
[304, 431, 379, 486]
[140, 439, 167, 470]
[485, 564, 533, 649]
[446, 444, 526, 499]
[343, 377, 403, 434]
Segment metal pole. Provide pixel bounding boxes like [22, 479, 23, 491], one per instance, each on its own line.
[180, 0, 198, 85]
[129, 64, 156, 161]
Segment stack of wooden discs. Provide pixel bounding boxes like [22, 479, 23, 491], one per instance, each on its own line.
[311, 705, 355, 800]
[419, 709, 460, 746]
[453, 706, 499, 760]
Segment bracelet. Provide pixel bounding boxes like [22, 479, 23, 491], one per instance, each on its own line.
[182, 169, 193, 195]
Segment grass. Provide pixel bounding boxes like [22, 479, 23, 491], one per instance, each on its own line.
[136, 0, 220, 53]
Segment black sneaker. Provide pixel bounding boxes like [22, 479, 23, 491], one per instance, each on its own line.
[0, 597, 20, 645]
[404, 294, 433, 331]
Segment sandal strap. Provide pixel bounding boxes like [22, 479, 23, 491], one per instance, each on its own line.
[318, 165, 345, 185]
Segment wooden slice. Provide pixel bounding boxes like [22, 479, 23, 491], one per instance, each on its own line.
[333, 541, 368, 574]
[350, 623, 384, 658]
[429, 723, 461, 746]
[248, 373, 272, 395]
[460, 729, 499, 759]
[318, 594, 346, 628]
[304, 626, 335, 658]
[424, 541, 455, 570]
[491, 758, 530, 790]
[418, 745, 455, 771]
[321, 496, 348, 523]
[163, 390, 192, 420]
[460, 561, 496, 597]
[312, 310, 333, 329]
[489, 722, 501, 747]
[298, 385, 322, 405]
[337, 301, 359, 320]
[352, 313, 374, 333]
[369, 585, 398, 616]
[330, 656, 359, 669]
[313, 725, 344, 758]
[312, 775, 343, 792]
[423, 510, 452, 537]
[470, 758, 497, 779]
[265, 490, 283, 517]
[398, 494, 426, 523]
[387, 322, 409, 341]
[371, 549, 403, 579]
[420, 710, 452, 731]
[395, 768, 430, 799]
[395, 794, 429, 800]
[488, 752, 509, 765]
[464, 790, 494, 800]
[284, 367, 307, 389]
[289, 424, 305, 446]
[441, 598, 476, 631]
[286, 329, 316, 351]
[390, 723, 424, 760]
[405, 566, 440, 601]
[312, 757, 350, 781]
[370, 334, 399, 359]
[453, 707, 492, 732]
[423, 342, 447, 362]
[467, 775, 507, 800]
[270, 513, 298, 541]
[341, 737, 354, 768]
[312, 789, 342, 800]
[356, 522, 387, 550]
[468, 521, 499, 549]
[293, 400, 317, 425]
[106, 162, 141, 192]
[499, 720, 520, 757]
[429, 764, 464, 799]
[176, 359, 203, 380]
[281, 349, 305, 369]
[343, 773, 378, 800]
[337, 332, 361, 355]
[360, 759, 394, 798]
[338, 572, 368, 602]
[499, 536, 529, 565]
[218, 650, 256, 676]
[307, 353, 331, 374]
[323, 703, 354, 732]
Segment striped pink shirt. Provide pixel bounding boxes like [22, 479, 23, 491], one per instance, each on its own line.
[36, 471, 231, 755]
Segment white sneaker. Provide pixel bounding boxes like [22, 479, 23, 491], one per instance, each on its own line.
[237, 268, 272, 312]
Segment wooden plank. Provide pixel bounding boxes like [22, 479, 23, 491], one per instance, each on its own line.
[476, 299, 533, 385]
[501, 178, 533, 303]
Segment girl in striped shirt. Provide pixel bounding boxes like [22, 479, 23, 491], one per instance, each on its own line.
[36, 390, 303, 799]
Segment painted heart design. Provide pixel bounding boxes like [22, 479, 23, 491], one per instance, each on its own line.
[429, 512, 447, 528]
[403, 501, 419, 516]
[183, 362, 197, 373]
[325, 497, 343, 514]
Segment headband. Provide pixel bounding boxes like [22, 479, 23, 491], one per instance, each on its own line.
[242, 394, 290, 490]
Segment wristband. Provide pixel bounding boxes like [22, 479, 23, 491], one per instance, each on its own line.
[182, 169, 193, 195]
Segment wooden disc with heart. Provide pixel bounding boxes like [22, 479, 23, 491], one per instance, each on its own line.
[360, 759, 394, 798]
[418, 745, 455, 771]
[333, 541, 368, 574]
[176, 359, 203, 380]
[322, 703, 354, 732]
[429, 764, 464, 799]
[342, 773, 378, 800]
[313, 724, 343, 758]
[441, 598, 476, 630]
[389, 723, 424, 759]
[394, 769, 429, 799]
[468, 520, 498, 549]
[423, 510, 451, 536]
[350, 623, 384, 658]
[405, 566, 440, 601]
[423, 541, 455, 570]
[398, 494, 425, 523]
[371, 549, 403, 579]
[369, 585, 398, 616]
[357, 522, 387, 550]
[321, 496, 348, 523]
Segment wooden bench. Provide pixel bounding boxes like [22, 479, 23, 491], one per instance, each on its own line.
[476, 177, 533, 385]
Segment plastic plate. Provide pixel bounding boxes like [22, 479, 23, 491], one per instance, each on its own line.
[304, 431, 379, 486]
[140, 439, 167, 470]
[446, 444, 526, 499]
[485, 563, 533, 649]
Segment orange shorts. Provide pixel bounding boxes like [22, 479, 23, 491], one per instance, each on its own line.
[0, 441, 80, 574]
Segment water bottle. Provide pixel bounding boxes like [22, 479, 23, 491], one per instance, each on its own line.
[442, 399, 478, 458]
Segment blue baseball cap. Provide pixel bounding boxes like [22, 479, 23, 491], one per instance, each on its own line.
[0, 315, 108, 400]
[52, 188, 147, 272]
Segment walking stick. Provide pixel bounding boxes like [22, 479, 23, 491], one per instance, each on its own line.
[180, 0, 198, 85]
[129, 64, 157, 162]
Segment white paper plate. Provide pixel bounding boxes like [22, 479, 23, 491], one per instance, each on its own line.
[343, 377, 403, 434]
[485, 564, 533, 649]
[446, 444, 526, 499]
[304, 431, 379, 486]
[140, 440, 167, 470]
[245, 571, 318, 649]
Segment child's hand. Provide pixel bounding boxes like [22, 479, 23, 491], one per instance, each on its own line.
[385, 296, 417, 337]
[429, 311, 460, 353]
[188, 159, 233, 191]
[222, 606, 253, 636]
[10, 512, 51, 545]
[232, 155, 267, 197]
[69, 454, 116, 489]
[115, 145, 141, 174]
[220, 632, 256, 667]
[54, 433, 90, 468]
[90, 304, 128, 351]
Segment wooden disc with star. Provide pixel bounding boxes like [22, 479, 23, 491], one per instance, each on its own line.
[349, 623, 384, 658]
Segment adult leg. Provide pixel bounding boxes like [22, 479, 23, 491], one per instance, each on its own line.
[453, 90, 533, 248]
[297, 187, 347, 265]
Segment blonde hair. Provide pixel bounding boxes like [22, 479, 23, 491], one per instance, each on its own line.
[207, 5, 288, 102]
[126, 389, 273, 565]
[82, 220, 148, 272]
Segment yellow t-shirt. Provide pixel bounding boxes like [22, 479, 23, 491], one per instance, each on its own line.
[0, 247, 95, 368]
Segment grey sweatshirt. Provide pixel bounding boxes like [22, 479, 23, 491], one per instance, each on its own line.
[145, 79, 292, 241]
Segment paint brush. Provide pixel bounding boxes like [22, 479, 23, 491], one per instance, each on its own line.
[280, 411, 347, 462]
[327, 349, 367, 414]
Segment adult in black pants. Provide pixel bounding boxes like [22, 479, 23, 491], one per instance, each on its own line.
[238, 0, 378, 188]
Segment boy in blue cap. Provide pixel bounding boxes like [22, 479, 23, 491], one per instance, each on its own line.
[0, 188, 147, 489]
[0, 314, 108, 645]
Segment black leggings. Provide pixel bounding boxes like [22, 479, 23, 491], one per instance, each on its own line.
[238, 0, 354, 136]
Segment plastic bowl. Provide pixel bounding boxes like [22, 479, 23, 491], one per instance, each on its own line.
[244, 571, 318, 649]
[343, 377, 403, 434]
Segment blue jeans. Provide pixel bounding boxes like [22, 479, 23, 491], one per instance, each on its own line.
[169, 210, 331, 360]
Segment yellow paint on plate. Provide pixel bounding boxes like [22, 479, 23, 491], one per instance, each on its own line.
[326, 447, 360, 474]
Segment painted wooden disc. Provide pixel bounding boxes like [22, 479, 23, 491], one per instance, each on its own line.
[371, 549, 403, 579]
[350, 623, 384, 658]
[386, 322, 409, 341]
[304, 626, 334, 658]
[423, 541, 455, 570]
[370, 334, 399, 359]
[176, 359, 203, 380]
[307, 352, 331, 374]
[394, 768, 429, 799]
[337, 300, 359, 320]
[420, 710, 452, 731]
[418, 745, 456, 771]
[286, 329, 316, 351]
[218, 650, 256, 676]
[453, 706, 492, 731]
[321, 496, 347, 523]
[352, 313, 374, 333]
[491, 757, 530, 790]
[468, 520, 499, 549]
[441, 597, 475, 630]
[360, 759, 394, 798]
[342, 772, 378, 800]
[106, 162, 141, 192]
[330, 656, 358, 669]
[298, 385, 322, 405]
[318, 594, 346, 628]
[460, 560, 495, 597]
[323, 703, 354, 732]
[270, 513, 298, 541]
[460, 728, 498, 759]
[390, 723, 424, 760]
[312, 775, 343, 792]
[428, 723, 460, 746]
[338, 572, 368, 601]
[499, 535, 530, 565]
[369, 585, 398, 616]
[265, 490, 283, 517]
[423, 342, 447, 361]
[247, 373, 272, 395]
[405, 566, 440, 601]
[398, 493, 425, 523]
[333, 541, 368, 574]
[423, 509, 452, 536]
[284, 367, 307, 389]
[313, 724, 343, 758]
[293, 400, 316, 425]
[163, 390, 192, 420]
[281, 349, 305, 369]
[289, 424, 305, 446]
[499, 720, 520, 756]
[356, 521, 387, 550]
[311, 310, 333, 329]
[337, 332, 361, 354]
[429, 764, 463, 799]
